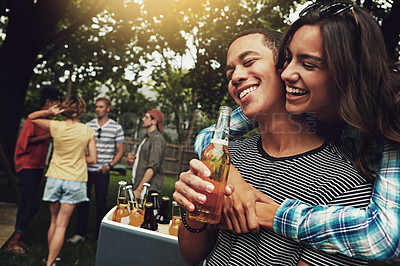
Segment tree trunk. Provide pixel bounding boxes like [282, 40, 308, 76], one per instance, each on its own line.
[0, 0, 70, 169]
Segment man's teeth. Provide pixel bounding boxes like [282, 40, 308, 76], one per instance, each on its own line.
[239, 86, 257, 99]
[286, 86, 307, 95]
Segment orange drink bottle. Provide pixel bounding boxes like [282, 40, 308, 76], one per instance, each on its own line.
[112, 180, 130, 224]
[169, 200, 182, 236]
[189, 106, 232, 224]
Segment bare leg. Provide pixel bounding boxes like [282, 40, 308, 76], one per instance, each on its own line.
[47, 201, 60, 246]
[46, 202, 75, 266]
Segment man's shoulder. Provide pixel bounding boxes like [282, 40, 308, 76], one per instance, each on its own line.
[106, 119, 123, 129]
[86, 119, 97, 127]
[148, 130, 166, 142]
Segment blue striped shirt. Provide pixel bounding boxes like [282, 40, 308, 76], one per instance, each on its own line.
[194, 107, 400, 260]
[86, 119, 125, 172]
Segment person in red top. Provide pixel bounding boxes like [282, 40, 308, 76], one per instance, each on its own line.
[6, 87, 61, 254]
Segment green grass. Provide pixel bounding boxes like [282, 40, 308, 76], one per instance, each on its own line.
[0, 170, 179, 266]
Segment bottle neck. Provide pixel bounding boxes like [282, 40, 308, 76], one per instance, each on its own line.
[145, 207, 154, 220]
[212, 108, 231, 144]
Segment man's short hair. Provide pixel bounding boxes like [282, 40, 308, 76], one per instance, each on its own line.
[96, 97, 111, 108]
[40, 87, 61, 107]
[228, 28, 282, 55]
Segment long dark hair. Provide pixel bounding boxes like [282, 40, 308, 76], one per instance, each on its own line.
[276, 4, 400, 179]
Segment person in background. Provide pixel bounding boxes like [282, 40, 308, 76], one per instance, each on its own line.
[127, 109, 166, 198]
[28, 96, 97, 266]
[177, 2, 400, 261]
[6, 87, 61, 255]
[69, 97, 125, 243]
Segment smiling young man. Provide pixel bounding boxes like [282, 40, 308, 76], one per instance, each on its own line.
[69, 97, 125, 242]
[175, 28, 373, 265]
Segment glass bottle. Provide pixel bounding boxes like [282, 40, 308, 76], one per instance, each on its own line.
[155, 196, 170, 224]
[140, 202, 158, 231]
[125, 184, 137, 213]
[149, 192, 161, 217]
[112, 180, 130, 224]
[189, 106, 232, 224]
[169, 201, 182, 236]
[138, 183, 151, 209]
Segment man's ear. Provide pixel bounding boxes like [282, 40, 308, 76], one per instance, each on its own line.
[106, 106, 111, 113]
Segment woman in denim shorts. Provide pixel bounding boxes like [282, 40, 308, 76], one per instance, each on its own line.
[28, 96, 97, 266]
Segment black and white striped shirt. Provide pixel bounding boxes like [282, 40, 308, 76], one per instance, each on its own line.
[208, 135, 372, 266]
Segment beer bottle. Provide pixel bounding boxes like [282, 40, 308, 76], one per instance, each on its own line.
[140, 202, 158, 231]
[149, 192, 161, 217]
[125, 185, 137, 213]
[127, 185, 144, 227]
[138, 183, 151, 209]
[189, 106, 232, 224]
[169, 201, 182, 236]
[112, 180, 130, 224]
[155, 196, 170, 224]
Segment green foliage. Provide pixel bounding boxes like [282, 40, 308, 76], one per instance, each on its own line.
[4, 0, 398, 143]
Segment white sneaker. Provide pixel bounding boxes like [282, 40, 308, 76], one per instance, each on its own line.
[67, 234, 85, 244]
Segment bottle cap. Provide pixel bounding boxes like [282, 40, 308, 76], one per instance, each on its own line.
[125, 185, 132, 190]
[118, 180, 127, 186]
[143, 183, 150, 187]
[151, 192, 159, 196]
[145, 202, 154, 208]
[162, 196, 170, 201]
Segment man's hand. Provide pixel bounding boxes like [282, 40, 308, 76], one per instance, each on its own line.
[98, 165, 110, 174]
[127, 153, 136, 166]
[173, 159, 219, 212]
[218, 165, 277, 234]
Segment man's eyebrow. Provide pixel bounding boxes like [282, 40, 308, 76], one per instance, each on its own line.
[225, 50, 259, 72]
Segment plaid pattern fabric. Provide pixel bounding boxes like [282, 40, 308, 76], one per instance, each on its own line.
[274, 146, 400, 260]
[194, 106, 400, 260]
[194, 107, 257, 158]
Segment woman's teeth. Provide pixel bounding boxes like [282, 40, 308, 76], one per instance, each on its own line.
[239, 86, 257, 99]
[286, 86, 308, 95]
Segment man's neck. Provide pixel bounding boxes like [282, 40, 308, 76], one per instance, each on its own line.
[258, 113, 324, 158]
[146, 125, 157, 134]
[97, 115, 109, 127]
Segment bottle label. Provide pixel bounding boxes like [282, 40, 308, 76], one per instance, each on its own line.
[121, 216, 130, 225]
[211, 139, 228, 146]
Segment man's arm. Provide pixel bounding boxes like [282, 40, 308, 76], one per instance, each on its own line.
[134, 168, 153, 199]
[178, 211, 218, 266]
[273, 146, 400, 260]
[99, 124, 125, 173]
[110, 142, 125, 167]
[174, 162, 218, 265]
